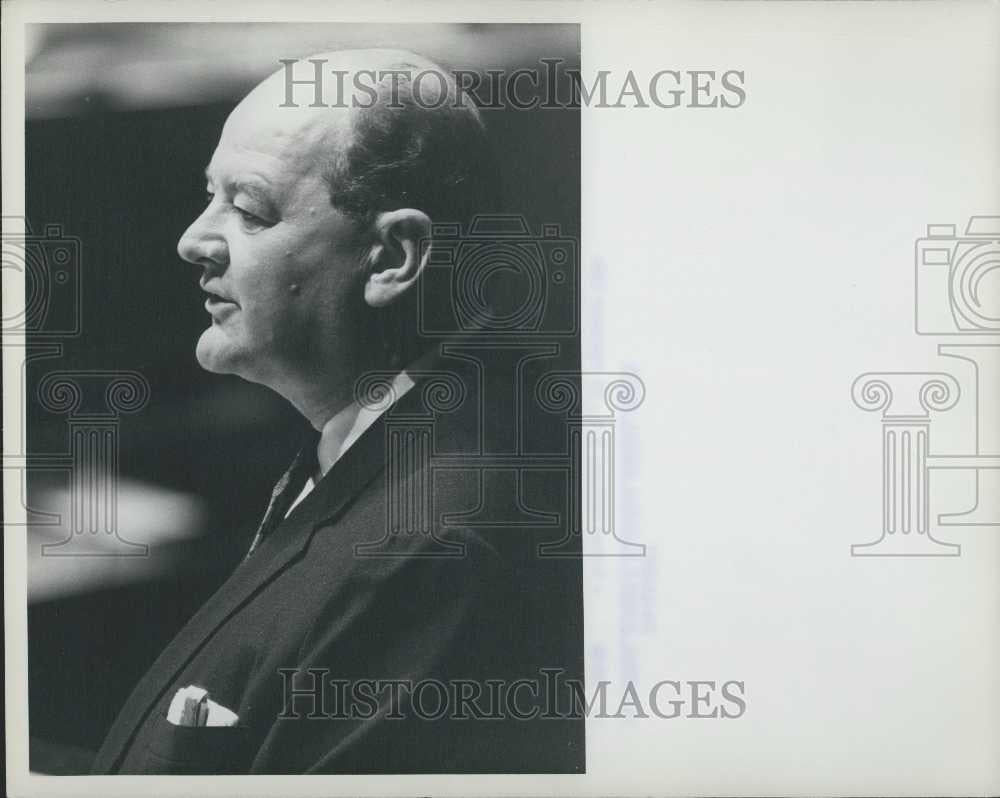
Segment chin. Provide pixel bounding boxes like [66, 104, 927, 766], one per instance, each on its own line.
[195, 327, 277, 388]
[195, 327, 240, 375]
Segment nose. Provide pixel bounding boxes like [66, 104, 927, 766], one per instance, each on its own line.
[177, 204, 229, 272]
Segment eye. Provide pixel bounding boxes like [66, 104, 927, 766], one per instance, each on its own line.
[235, 206, 274, 231]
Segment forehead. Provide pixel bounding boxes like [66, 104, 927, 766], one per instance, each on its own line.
[208, 80, 352, 186]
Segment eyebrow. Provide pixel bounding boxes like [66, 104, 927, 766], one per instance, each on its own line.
[203, 166, 275, 204]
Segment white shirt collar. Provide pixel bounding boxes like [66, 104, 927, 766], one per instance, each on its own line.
[284, 362, 427, 520]
[315, 369, 416, 477]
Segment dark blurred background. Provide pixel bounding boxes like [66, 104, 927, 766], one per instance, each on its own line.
[23, 22, 579, 768]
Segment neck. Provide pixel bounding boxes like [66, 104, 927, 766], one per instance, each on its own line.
[264, 349, 401, 431]
[282, 380, 354, 431]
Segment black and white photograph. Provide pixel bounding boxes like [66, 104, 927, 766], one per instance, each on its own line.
[19, 21, 584, 776]
[4, 2, 999, 797]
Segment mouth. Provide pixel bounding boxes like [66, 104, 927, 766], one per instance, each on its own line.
[203, 288, 239, 317]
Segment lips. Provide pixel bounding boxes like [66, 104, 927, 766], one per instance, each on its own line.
[202, 286, 238, 318]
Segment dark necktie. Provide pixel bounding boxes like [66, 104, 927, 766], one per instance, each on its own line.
[244, 431, 319, 559]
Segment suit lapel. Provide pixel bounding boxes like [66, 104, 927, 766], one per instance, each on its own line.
[91, 404, 401, 773]
[243, 432, 318, 559]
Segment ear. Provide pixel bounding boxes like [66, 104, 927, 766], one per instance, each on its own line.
[364, 208, 432, 308]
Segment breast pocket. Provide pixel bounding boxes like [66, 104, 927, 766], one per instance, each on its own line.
[140, 715, 252, 774]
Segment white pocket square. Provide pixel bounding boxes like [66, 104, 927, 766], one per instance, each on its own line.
[166, 685, 239, 727]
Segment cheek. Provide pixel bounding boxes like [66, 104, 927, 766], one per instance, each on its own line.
[291, 241, 360, 315]
[227, 241, 299, 310]
[229, 225, 359, 335]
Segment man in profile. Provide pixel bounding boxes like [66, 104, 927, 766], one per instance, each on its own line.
[91, 50, 583, 774]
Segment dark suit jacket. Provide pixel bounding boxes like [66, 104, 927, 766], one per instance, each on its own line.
[91, 372, 584, 774]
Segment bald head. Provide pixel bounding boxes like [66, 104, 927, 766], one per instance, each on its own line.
[220, 66, 349, 180]
[229, 49, 497, 231]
